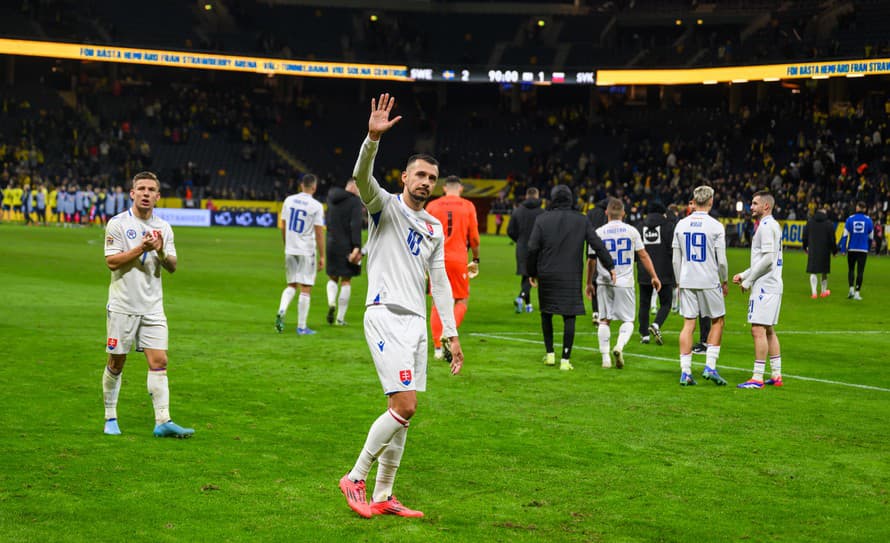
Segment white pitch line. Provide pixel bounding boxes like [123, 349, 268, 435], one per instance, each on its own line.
[482, 330, 888, 336]
[469, 332, 890, 393]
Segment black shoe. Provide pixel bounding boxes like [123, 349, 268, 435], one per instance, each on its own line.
[326, 306, 335, 325]
[692, 343, 707, 354]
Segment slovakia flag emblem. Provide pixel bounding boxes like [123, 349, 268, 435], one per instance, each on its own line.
[425, 222, 434, 236]
[399, 369, 413, 386]
[107, 337, 118, 351]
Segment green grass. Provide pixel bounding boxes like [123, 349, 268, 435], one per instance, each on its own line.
[1, 223, 888, 542]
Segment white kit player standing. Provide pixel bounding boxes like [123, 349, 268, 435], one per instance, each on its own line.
[672, 186, 729, 386]
[734, 191, 785, 389]
[594, 198, 660, 369]
[338, 93, 464, 520]
[276, 174, 325, 335]
[102, 171, 194, 438]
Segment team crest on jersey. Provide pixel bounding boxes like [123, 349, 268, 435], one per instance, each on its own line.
[107, 337, 118, 350]
[399, 369, 413, 386]
[425, 222, 434, 236]
[126, 228, 137, 240]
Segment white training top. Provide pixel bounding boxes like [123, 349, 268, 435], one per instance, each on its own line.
[105, 208, 176, 315]
[739, 214, 784, 293]
[596, 220, 644, 287]
[281, 192, 325, 256]
[672, 211, 727, 289]
[352, 136, 457, 338]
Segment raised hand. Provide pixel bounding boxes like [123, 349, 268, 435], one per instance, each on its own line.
[368, 93, 402, 141]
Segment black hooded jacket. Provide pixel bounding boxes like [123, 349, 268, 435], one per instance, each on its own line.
[507, 197, 544, 276]
[802, 209, 837, 274]
[325, 186, 363, 277]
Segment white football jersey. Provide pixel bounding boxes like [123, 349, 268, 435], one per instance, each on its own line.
[105, 208, 176, 315]
[281, 192, 325, 255]
[596, 220, 644, 287]
[746, 215, 784, 293]
[672, 211, 726, 289]
[353, 137, 449, 320]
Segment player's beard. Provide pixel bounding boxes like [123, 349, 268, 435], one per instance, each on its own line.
[407, 188, 429, 206]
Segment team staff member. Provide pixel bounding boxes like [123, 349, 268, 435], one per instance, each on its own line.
[507, 187, 544, 313]
[838, 201, 874, 301]
[325, 177, 364, 326]
[637, 201, 675, 345]
[426, 175, 480, 359]
[102, 171, 194, 438]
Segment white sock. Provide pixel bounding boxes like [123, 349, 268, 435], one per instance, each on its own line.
[326, 280, 338, 308]
[680, 353, 692, 374]
[337, 285, 351, 322]
[278, 286, 296, 315]
[349, 409, 409, 482]
[147, 369, 170, 425]
[373, 426, 407, 503]
[706, 345, 720, 370]
[769, 354, 782, 378]
[597, 323, 611, 365]
[752, 360, 766, 381]
[103, 366, 122, 420]
[821, 278, 828, 293]
[849, 286, 855, 295]
[809, 274, 818, 296]
[616, 322, 634, 351]
[297, 293, 311, 329]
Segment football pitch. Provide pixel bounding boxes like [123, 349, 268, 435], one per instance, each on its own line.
[1, 223, 888, 542]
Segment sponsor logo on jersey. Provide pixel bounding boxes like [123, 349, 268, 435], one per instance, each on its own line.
[126, 228, 137, 239]
[105, 235, 114, 246]
[399, 369, 412, 386]
[107, 337, 118, 350]
[377, 340, 385, 352]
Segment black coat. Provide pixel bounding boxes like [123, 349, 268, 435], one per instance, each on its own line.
[325, 187, 363, 277]
[586, 198, 608, 230]
[527, 204, 614, 315]
[507, 197, 544, 276]
[636, 212, 676, 286]
[803, 210, 837, 274]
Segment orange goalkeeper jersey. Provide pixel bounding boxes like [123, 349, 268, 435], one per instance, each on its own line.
[426, 194, 480, 262]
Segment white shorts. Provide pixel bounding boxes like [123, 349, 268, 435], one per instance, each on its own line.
[597, 285, 635, 323]
[106, 311, 168, 355]
[678, 287, 726, 319]
[285, 254, 317, 285]
[747, 291, 782, 326]
[364, 305, 428, 395]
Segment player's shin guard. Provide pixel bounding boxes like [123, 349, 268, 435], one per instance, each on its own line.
[337, 285, 351, 322]
[147, 369, 170, 425]
[598, 323, 611, 366]
[297, 293, 311, 329]
[279, 286, 296, 315]
[616, 321, 634, 351]
[373, 426, 407, 503]
[350, 408, 409, 482]
[326, 280, 338, 308]
[103, 366, 123, 420]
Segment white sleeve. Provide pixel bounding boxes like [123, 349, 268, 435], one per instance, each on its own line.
[429, 266, 457, 338]
[352, 136, 385, 214]
[163, 223, 177, 258]
[104, 219, 125, 256]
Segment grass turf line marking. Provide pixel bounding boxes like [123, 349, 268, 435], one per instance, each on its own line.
[470, 332, 890, 393]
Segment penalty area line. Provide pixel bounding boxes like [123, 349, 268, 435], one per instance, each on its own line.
[469, 332, 890, 393]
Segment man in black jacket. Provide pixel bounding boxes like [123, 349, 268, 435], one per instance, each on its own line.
[527, 185, 615, 370]
[637, 201, 675, 345]
[507, 187, 544, 313]
[325, 178, 364, 326]
[803, 207, 837, 298]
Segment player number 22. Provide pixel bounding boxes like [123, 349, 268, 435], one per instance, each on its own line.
[604, 237, 632, 265]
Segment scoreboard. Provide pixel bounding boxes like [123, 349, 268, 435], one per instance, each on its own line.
[408, 67, 597, 85]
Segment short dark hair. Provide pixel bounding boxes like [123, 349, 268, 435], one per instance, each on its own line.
[753, 190, 775, 209]
[405, 154, 439, 169]
[526, 187, 539, 198]
[301, 174, 318, 188]
[857, 201, 867, 210]
[444, 175, 462, 186]
[131, 171, 160, 190]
